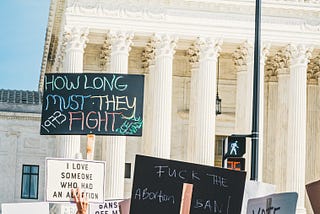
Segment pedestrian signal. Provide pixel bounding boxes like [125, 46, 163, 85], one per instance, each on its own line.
[227, 157, 245, 171]
[225, 136, 246, 158]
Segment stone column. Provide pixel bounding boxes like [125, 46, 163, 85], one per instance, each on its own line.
[286, 44, 312, 214]
[149, 34, 177, 159]
[274, 49, 290, 192]
[305, 56, 320, 214]
[186, 42, 200, 163]
[263, 54, 278, 184]
[258, 44, 270, 180]
[232, 41, 253, 171]
[193, 38, 222, 165]
[102, 31, 133, 199]
[233, 41, 253, 133]
[57, 27, 89, 158]
[141, 39, 156, 156]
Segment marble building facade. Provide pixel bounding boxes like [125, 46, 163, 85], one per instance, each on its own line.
[1, 0, 320, 213]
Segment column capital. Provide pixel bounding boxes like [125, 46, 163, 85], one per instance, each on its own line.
[186, 41, 200, 67]
[100, 38, 112, 70]
[275, 48, 290, 74]
[142, 38, 157, 72]
[265, 48, 290, 81]
[287, 44, 313, 67]
[265, 57, 278, 82]
[232, 41, 253, 71]
[108, 31, 134, 55]
[197, 37, 222, 61]
[63, 26, 89, 52]
[153, 34, 178, 57]
[307, 55, 320, 84]
[261, 43, 271, 64]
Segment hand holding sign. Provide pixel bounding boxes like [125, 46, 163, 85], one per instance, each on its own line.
[72, 188, 88, 214]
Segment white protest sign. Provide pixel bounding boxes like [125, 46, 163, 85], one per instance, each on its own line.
[46, 158, 105, 203]
[241, 181, 276, 213]
[89, 200, 121, 214]
[246, 192, 298, 214]
[2, 202, 49, 214]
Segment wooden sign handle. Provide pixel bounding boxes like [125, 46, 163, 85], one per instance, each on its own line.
[180, 183, 193, 214]
[86, 134, 95, 160]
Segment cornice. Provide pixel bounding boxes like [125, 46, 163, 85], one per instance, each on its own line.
[0, 111, 41, 121]
[40, 0, 320, 90]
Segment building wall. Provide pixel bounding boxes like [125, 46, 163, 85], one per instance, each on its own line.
[0, 112, 56, 213]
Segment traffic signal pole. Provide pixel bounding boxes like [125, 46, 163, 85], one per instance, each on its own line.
[251, 0, 261, 181]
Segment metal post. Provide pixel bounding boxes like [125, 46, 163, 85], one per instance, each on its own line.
[251, 0, 261, 181]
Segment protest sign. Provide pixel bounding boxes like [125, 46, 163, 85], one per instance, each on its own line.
[90, 200, 121, 214]
[246, 192, 298, 214]
[241, 181, 276, 214]
[306, 179, 320, 214]
[2, 202, 49, 214]
[46, 158, 105, 203]
[60, 204, 77, 214]
[40, 73, 144, 136]
[130, 155, 246, 214]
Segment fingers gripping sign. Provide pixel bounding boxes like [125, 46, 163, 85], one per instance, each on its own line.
[72, 188, 88, 214]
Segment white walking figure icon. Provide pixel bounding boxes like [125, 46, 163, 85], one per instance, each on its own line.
[230, 141, 239, 155]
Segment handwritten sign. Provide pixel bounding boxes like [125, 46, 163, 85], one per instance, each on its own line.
[246, 192, 298, 214]
[130, 155, 246, 214]
[40, 73, 144, 136]
[241, 181, 276, 214]
[2, 202, 49, 214]
[46, 158, 106, 203]
[90, 200, 121, 214]
[306, 179, 320, 213]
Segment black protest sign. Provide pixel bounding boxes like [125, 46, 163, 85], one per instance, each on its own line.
[306, 179, 320, 214]
[40, 73, 144, 136]
[246, 192, 298, 214]
[130, 155, 246, 214]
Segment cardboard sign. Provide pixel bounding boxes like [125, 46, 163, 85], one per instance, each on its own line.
[2, 202, 49, 214]
[46, 158, 106, 203]
[40, 73, 144, 136]
[60, 204, 77, 214]
[241, 181, 276, 214]
[306, 179, 320, 213]
[130, 155, 246, 214]
[246, 192, 298, 214]
[90, 200, 121, 214]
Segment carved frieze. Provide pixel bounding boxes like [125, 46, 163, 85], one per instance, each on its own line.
[66, 0, 166, 20]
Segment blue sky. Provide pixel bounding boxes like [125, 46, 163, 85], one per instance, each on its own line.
[0, 0, 50, 91]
